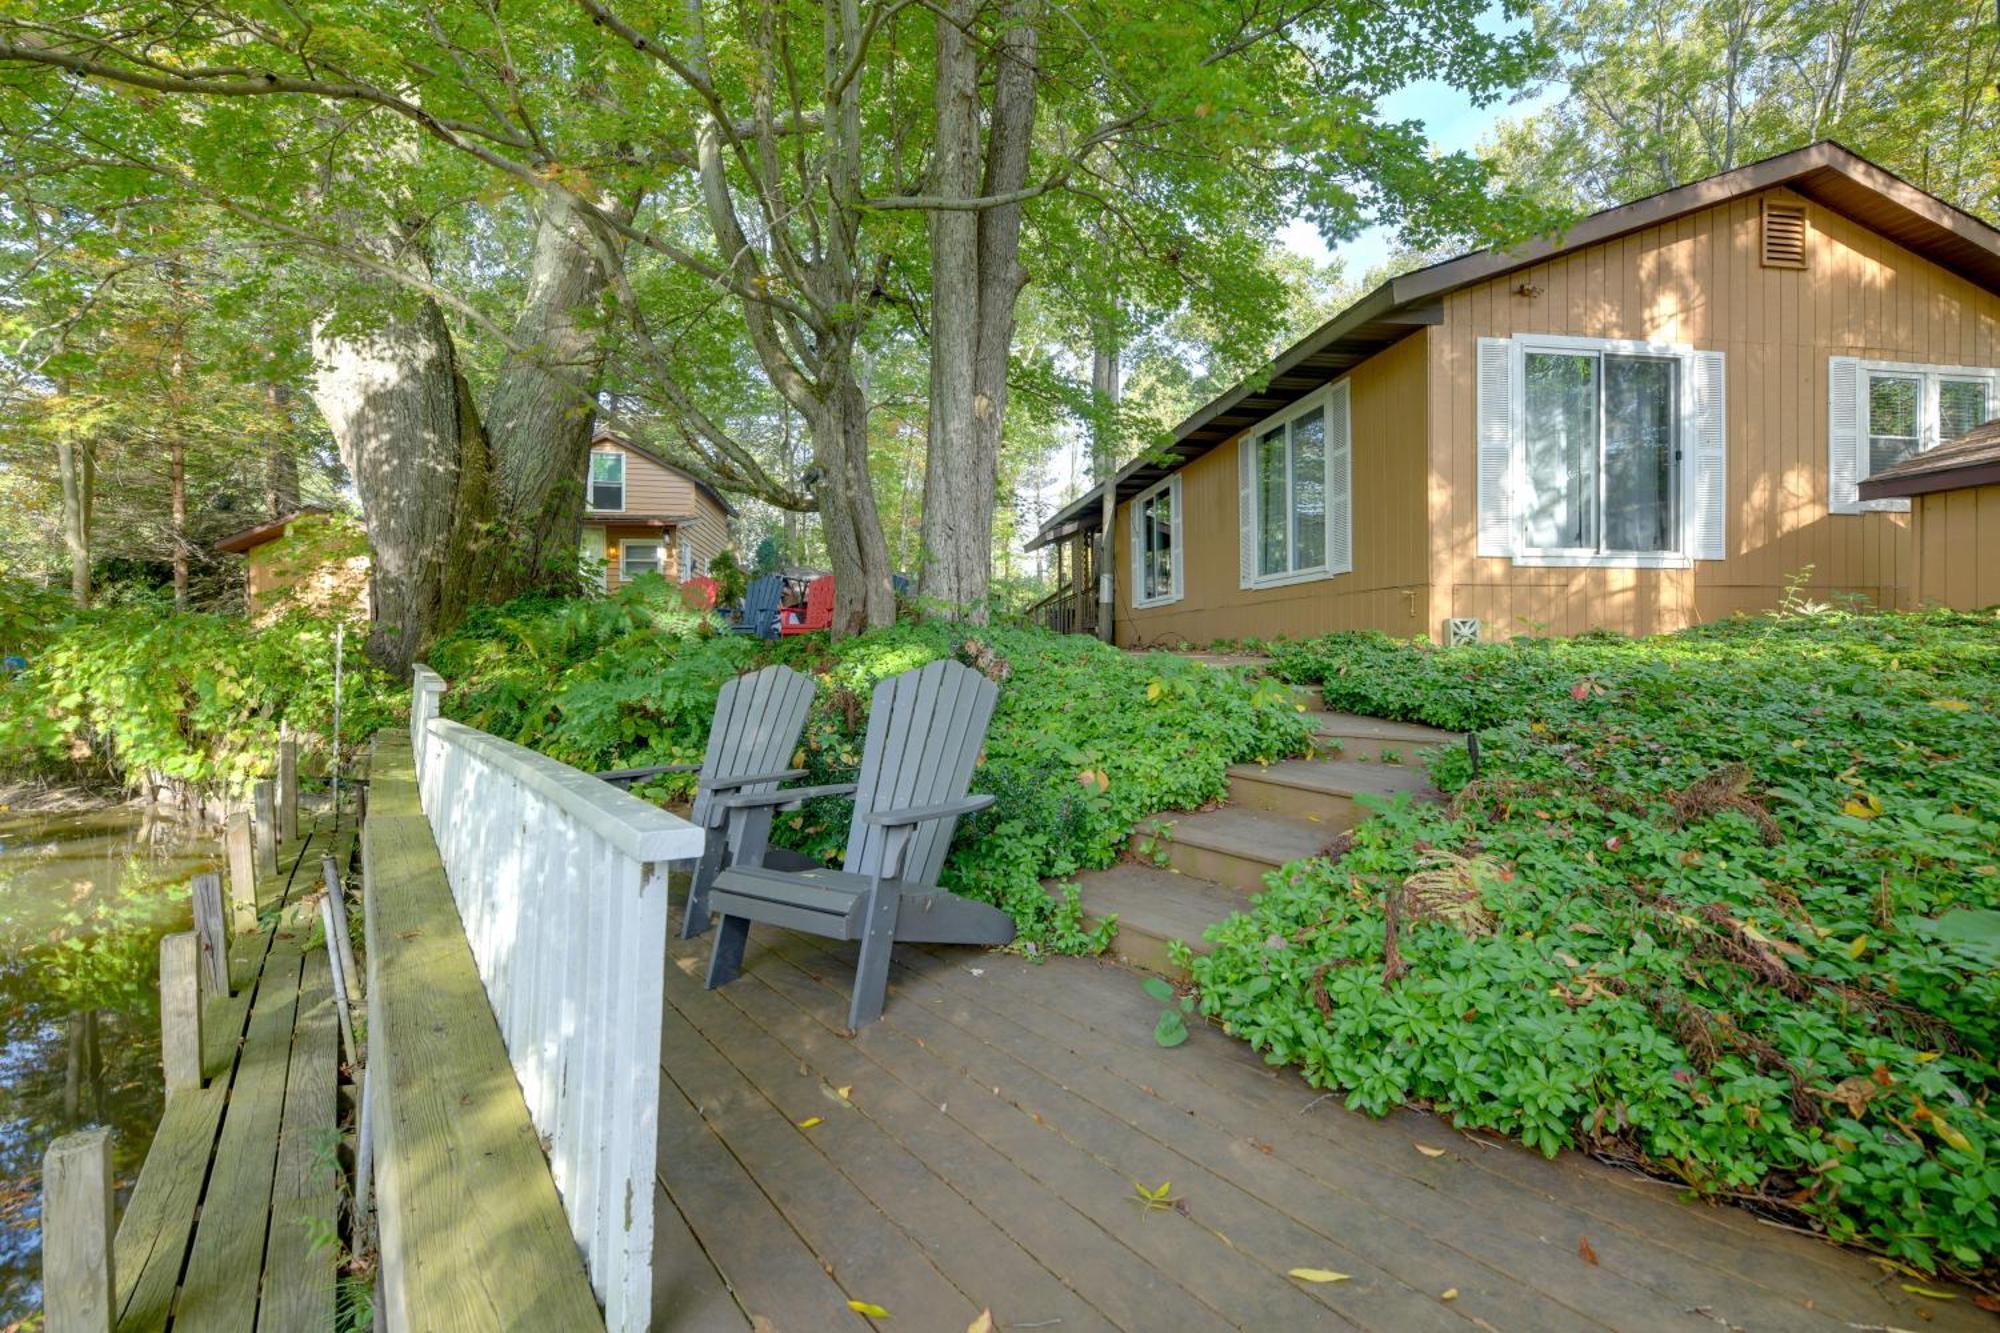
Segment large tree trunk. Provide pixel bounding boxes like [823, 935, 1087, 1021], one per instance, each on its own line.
[311, 294, 486, 673]
[170, 438, 188, 611]
[918, 0, 1038, 622]
[56, 436, 92, 608]
[1091, 320, 1121, 643]
[810, 379, 899, 635]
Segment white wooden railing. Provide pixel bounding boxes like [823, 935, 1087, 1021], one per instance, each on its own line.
[408, 665, 703, 1332]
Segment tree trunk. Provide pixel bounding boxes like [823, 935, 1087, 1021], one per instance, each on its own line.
[1091, 319, 1121, 643]
[918, 0, 1038, 622]
[56, 436, 92, 608]
[263, 383, 299, 517]
[811, 380, 899, 635]
[170, 439, 188, 611]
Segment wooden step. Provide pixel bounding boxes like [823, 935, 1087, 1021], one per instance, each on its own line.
[1054, 862, 1250, 976]
[1135, 806, 1331, 894]
[1226, 757, 1434, 821]
[1307, 711, 1461, 762]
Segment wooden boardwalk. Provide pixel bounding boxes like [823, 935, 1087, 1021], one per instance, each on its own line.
[111, 815, 347, 1332]
[657, 930, 1990, 1332]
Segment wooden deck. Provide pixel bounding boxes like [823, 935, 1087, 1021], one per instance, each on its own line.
[657, 930, 1990, 1332]
[111, 815, 348, 1332]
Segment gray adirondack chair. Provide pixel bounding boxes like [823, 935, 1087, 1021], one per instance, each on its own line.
[731, 574, 784, 640]
[594, 664, 816, 938]
[704, 658, 1015, 1028]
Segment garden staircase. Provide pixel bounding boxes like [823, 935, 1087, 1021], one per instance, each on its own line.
[1062, 685, 1458, 977]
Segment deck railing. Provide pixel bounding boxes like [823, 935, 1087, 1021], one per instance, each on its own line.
[408, 666, 703, 1331]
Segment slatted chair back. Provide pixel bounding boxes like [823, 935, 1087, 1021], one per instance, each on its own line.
[843, 659, 998, 886]
[781, 576, 835, 635]
[689, 665, 817, 830]
[679, 575, 719, 610]
[735, 575, 784, 639]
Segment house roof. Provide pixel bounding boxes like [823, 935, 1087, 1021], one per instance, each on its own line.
[591, 430, 736, 517]
[213, 506, 332, 554]
[1029, 140, 2000, 551]
[1858, 419, 2000, 499]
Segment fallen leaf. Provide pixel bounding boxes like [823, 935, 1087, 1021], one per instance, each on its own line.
[1440, 1288, 1459, 1301]
[1577, 1236, 1599, 1266]
[966, 1310, 995, 1333]
[848, 1298, 892, 1317]
[1288, 1268, 1352, 1284]
[1415, 1145, 1447, 1158]
[795, 1116, 824, 1129]
[1847, 935, 1870, 958]
[1901, 1284, 1957, 1299]
[1931, 698, 1971, 711]
[1842, 791, 1883, 819]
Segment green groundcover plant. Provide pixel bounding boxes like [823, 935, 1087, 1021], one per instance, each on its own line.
[427, 577, 1314, 950]
[1191, 610, 2000, 1281]
[0, 580, 404, 800]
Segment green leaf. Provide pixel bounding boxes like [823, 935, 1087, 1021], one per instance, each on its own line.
[1154, 1009, 1188, 1048]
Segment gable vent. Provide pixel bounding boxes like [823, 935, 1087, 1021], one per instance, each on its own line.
[1761, 198, 1808, 269]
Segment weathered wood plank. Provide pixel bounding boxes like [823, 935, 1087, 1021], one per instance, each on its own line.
[226, 813, 257, 933]
[113, 1087, 228, 1333]
[191, 872, 229, 997]
[257, 948, 338, 1333]
[277, 738, 298, 845]
[43, 1128, 115, 1333]
[254, 781, 278, 879]
[158, 933, 203, 1096]
[363, 737, 603, 1333]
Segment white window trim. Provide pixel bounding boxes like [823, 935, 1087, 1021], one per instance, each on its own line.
[1241, 381, 1352, 590]
[1508, 333, 1699, 570]
[590, 449, 627, 513]
[1130, 475, 1185, 609]
[620, 539, 662, 580]
[1833, 357, 1998, 516]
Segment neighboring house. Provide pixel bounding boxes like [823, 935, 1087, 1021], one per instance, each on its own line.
[580, 431, 735, 592]
[214, 507, 372, 623]
[1858, 418, 2000, 609]
[1028, 142, 2000, 645]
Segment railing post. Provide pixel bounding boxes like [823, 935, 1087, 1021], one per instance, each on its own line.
[225, 812, 257, 932]
[160, 932, 203, 1094]
[41, 1127, 114, 1333]
[277, 735, 298, 844]
[253, 779, 278, 878]
[190, 871, 229, 996]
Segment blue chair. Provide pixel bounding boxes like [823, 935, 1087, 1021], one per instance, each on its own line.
[732, 575, 783, 640]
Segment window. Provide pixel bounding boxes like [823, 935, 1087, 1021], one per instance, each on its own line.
[589, 451, 625, 511]
[678, 532, 699, 580]
[621, 540, 661, 580]
[1237, 381, 1351, 589]
[1130, 476, 1182, 607]
[1830, 358, 1997, 513]
[1476, 335, 1725, 568]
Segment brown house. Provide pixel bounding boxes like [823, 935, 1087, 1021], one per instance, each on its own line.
[580, 432, 735, 592]
[1030, 142, 2000, 645]
[1859, 418, 2000, 609]
[214, 507, 372, 622]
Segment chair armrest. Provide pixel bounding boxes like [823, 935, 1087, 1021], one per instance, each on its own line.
[862, 794, 997, 829]
[715, 782, 859, 813]
[593, 762, 700, 786]
[697, 767, 809, 793]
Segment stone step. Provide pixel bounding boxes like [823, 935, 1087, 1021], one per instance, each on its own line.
[1134, 805, 1332, 894]
[1053, 862, 1250, 976]
[1307, 711, 1461, 762]
[1225, 757, 1435, 821]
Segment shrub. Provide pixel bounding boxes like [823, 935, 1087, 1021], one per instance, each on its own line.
[1195, 609, 2000, 1280]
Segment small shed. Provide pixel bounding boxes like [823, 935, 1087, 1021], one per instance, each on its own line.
[1858, 419, 2000, 610]
[214, 507, 372, 622]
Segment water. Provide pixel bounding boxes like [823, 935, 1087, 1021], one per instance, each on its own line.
[0, 804, 219, 1322]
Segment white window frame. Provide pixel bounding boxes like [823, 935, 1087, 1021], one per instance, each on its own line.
[589, 449, 626, 513]
[1130, 475, 1184, 609]
[1507, 334, 1700, 570]
[1832, 357, 1998, 515]
[1240, 382, 1352, 590]
[620, 539, 662, 580]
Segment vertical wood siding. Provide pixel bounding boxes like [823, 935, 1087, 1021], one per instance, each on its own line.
[1430, 187, 2000, 639]
[1113, 331, 1432, 645]
[1912, 484, 2000, 609]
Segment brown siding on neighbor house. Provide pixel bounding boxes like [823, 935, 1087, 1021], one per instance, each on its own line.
[1912, 484, 2000, 610]
[588, 440, 733, 591]
[590, 442, 706, 516]
[1113, 330, 1431, 645]
[1430, 186, 2000, 640]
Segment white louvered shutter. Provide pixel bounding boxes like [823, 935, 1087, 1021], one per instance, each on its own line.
[1129, 499, 1144, 604]
[1476, 337, 1514, 557]
[1169, 478, 1185, 597]
[1326, 381, 1353, 575]
[1237, 436, 1255, 588]
[1828, 356, 1864, 515]
[1691, 350, 1727, 560]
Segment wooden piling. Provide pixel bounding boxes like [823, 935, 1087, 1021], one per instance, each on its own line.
[253, 780, 278, 879]
[160, 932, 203, 1094]
[278, 737, 299, 844]
[190, 871, 229, 996]
[41, 1127, 114, 1333]
[226, 813, 256, 932]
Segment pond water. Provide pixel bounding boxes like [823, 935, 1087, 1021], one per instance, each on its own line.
[0, 804, 219, 1323]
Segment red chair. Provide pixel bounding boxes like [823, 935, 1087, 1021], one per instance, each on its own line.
[680, 575, 719, 611]
[779, 576, 834, 635]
